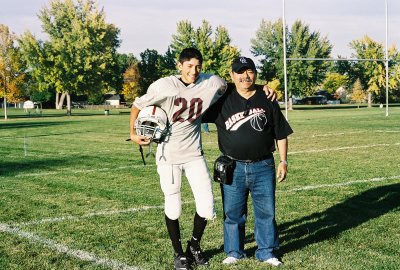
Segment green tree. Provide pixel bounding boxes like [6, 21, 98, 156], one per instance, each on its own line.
[18, 0, 120, 114]
[0, 24, 25, 119]
[194, 21, 214, 72]
[170, 20, 196, 58]
[251, 19, 332, 97]
[113, 52, 137, 94]
[138, 49, 163, 95]
[251, 19, 284, 84]
[169, 20, 239, 80]
[211, 26, 240, 81]
[322, 72, 349, 94]
[159, 47, 178, 77]
[349, 35, 399, 104]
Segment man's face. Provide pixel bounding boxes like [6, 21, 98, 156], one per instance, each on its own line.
[178, 58, 202, 84]
[231, 68, 256, 91]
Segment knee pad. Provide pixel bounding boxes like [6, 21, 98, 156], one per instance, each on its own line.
[165, 207, 182, 220]
[164, 194, 182, 220]
[196, 201, 215, 220]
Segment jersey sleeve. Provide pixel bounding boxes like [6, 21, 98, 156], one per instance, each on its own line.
[133, 78, 174, 109]
[210, 75, 227, 95]
[272, 101, 293, 139]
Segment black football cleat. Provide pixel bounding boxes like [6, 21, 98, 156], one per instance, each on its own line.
[174, 254, 192, 270]
[186, 241, 209, 266]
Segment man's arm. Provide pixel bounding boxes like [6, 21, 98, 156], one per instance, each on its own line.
[130, 105, 151, 145]
[276, 138, 288, 182]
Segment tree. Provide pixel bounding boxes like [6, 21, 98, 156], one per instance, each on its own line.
[268, 79, 283, 101]
[349, 35, 399, 104]
[194, 20, 214, 72]
[159, 47, 177, 77]
[0, 24, 25, 119]
[122, 63, 140, 103]
[351, 78, 366, 107]
[211, 26, 240, 81]
[170, 20, 196, 58]
[169, 20, 239, 81]
[138, 49, 163, 95]
[18, 0, 120, 114]
[251, 19, 332, 97]
[322, 73, 349, 94]
[113, 52, 137, 94]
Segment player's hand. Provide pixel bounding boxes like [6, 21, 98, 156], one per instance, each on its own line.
[277, 162, 287, 183]
[130, 134, 151, 145]
[263, 85, 277, 101]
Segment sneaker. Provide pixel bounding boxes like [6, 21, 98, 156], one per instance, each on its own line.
[185, 241, 209, 266]
[263, 257, 282, 267]
[174, 254, 192, 270]
[222, 256, 239, 265]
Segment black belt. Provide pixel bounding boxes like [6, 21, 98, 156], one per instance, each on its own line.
[226, 153, 273, 163]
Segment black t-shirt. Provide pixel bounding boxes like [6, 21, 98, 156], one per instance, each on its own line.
[203, 85, 293, 160]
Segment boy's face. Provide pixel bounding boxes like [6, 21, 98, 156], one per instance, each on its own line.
[178, 58, 202, 84]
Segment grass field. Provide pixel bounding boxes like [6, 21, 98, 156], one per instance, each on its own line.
[1, 107, 400, 270]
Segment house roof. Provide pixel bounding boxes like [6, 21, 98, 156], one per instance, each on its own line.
[104, 94, 120, 100]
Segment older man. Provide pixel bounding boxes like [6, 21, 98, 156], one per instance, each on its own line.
[203, 56, 293, 267]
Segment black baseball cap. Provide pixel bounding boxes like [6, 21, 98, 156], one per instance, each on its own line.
[231, 57, 256, 73]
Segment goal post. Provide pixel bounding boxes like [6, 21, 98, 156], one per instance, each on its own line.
[282, 0, 390, 119]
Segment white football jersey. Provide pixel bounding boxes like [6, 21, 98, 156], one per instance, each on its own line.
[133, 73, 226, 164]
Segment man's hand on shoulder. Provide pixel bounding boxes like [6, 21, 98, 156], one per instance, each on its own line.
[254, 84, 277, 101]
[263, 85, 277, 101]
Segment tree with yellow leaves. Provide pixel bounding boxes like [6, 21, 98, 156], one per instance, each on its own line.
[0, 24, 25, 119]
[351, 78, 366, 108]
[350, 35, 399, 105]
[122, 63, 141, 103]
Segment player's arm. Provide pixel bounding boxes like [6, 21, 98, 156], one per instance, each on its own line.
[130, 105, 151, 145]
[276, 138, 288, 182]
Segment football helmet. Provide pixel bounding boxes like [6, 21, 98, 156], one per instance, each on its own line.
[135, 105, 169, 143]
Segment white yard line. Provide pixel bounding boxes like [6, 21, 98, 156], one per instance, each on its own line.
[16, 205, 165, 226]
[278, 175, 400, 192]
[3, 175, 399, 270]
[0, 223, 140, 270]
[13, 164, 155, 178]
[290, 131, 366, 140]
[12, 175, 400, 228]
[288, 143, 400, 155]
[204, 130, 400, 144]
[11, 142, 399, 178]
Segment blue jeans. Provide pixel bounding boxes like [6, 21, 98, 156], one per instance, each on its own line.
[202, 123, 209, 133]
[222, 158, 279, 261]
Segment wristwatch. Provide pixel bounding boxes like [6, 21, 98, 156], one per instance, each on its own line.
[279, 160, 288, 165]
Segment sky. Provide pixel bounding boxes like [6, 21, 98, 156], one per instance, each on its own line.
[1, 0, 399, 60]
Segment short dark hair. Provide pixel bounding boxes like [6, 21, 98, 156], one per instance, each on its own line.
[179, 48, 203, 64]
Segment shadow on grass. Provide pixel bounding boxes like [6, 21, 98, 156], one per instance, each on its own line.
[0, 158, 69, 177]
[208, 183, 400, 260]
[0, 120, 80, 130]
[0, 111, 111, 120]
[278, 183, 400, 255]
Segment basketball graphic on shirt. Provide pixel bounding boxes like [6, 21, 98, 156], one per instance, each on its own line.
[250, 112, 267, 131]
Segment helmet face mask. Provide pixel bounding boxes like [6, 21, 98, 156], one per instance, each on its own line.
[135, 106, 168, 143]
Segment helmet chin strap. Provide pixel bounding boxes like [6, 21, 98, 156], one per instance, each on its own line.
[126, 138, 147, 166]
[139, 145, 146, 166]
